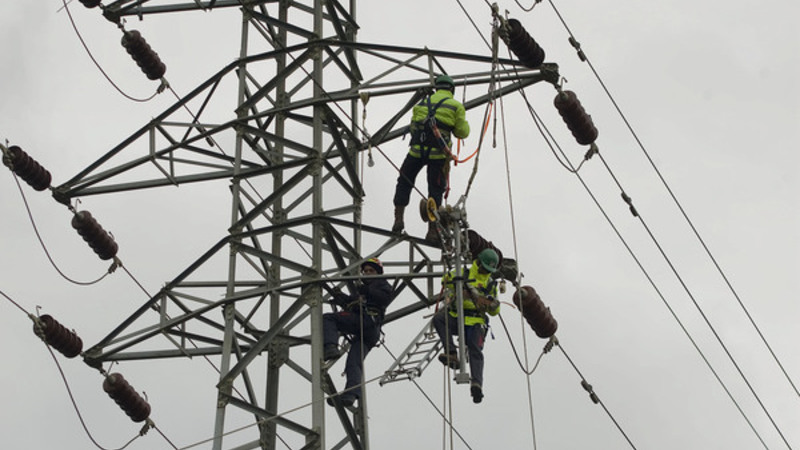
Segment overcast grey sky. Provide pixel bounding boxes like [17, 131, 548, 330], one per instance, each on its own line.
[1, 1, 798, 449]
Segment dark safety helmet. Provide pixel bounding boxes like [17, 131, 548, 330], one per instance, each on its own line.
[477, 248, 499, 273]
[361, 257, 384, 274]
[434, 74, 455, 92]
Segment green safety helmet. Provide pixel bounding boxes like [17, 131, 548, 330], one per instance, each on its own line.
[477, 248, 499, 273]
[434, 74, 455, 91]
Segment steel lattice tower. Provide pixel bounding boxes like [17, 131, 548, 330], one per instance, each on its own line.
[53, 1, 557, 449]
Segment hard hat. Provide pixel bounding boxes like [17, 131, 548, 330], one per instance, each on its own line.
[361, 257, 384, 274]
[477, 248, 499, 273]
[434, 74, 455, 90]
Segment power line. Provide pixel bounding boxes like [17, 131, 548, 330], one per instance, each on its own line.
[545, 0, 799, 400]
[456, 2, 790, 446]
[60, 0, 161, 103]
[594, 151, 792, 448]
[512, 85, 771, 448]
[10, 171, 113, 286]
[555, 339, 639, 450]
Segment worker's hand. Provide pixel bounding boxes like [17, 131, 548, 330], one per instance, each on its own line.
[345, 296, 365, 312]
[357, 282, 370, 296]
[475, 295, 499, 313]
[330, 290, 350, 307]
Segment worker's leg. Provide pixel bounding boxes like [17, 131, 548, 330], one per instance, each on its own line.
[425, 158, 447, 207]
[343, 322, 379, 399]
[393, 154, 425, 207]
[432, 308, 457, 354]
[323, 311, 360, 350]
[464, 324, 486, 387]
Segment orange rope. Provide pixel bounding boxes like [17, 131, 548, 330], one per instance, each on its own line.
[443, 101, 494, 200]
[453, 102, 493, 165]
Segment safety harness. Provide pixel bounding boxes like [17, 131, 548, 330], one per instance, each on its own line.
[410, 96, 454, 157]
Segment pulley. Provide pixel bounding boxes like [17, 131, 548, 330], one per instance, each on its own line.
[513, 285, 558, 338]
[103, 373, 151, 422]
[3, 145, 52, 191]
[554, 90, 598, 146]
[121, 30, 167, 81]
[32, 314, 83, 358]
[71, 210, 119, 260]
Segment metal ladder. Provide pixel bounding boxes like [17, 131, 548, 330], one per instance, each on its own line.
[380, 317, 443, 386]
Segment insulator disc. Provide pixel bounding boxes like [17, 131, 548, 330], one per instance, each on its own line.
[5, 146, 52, 191]
[103, 373, 151, 422]
[79, 0, 102, 7]
[35, 314, 83, 358]
[513, 285, 558, 338]
[121, 30, 167, 80]
[466, 229, 504, 263]
[506, 19, 546, 69]
[554, 90, 598, 145]
[71, 211, 119, 260]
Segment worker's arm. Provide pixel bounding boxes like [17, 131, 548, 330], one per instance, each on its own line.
[452, 102, 470, 139]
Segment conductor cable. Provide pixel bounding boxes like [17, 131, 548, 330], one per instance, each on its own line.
[60, 0, 160, 102]
[547, 0, 799, 401]
[555, 339, 638, 450]
[10, 172, 111, 286]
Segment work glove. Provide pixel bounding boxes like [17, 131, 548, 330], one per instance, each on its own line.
[357, 282, 370, 296]
[330, 290, 351, 308]
[475, 295, 500, 313]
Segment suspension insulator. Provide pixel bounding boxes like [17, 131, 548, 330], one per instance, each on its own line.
[34, 314, 83, 358]
[102, 373, 151, 423]
[121, 30, 166, 81]
[512, 285, 558, 338]
[466, 229, 504, 264]
[78, 0, 102, 7]
[71, 210, 119, 260]
[554, 90, 598, 146]
[3, 145, 52, 191]
[506, 19, 546, 69]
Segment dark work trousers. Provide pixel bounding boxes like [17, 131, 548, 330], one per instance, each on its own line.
[393, 153, 448, 208]
[323, 310, 380, 398]
[432, 308, 486, 387]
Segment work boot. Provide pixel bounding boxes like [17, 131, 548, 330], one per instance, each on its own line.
[425, 222, 439, 245]
[438, 352, 458, 370]
[326, 392, 357, 407]
[391, 206, 405, 233]
[323, 344, 341, 362]
[470, 382, 483, 404]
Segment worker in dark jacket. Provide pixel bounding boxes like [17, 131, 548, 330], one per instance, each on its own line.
[392, 74, 470, 242]
[324, 258, 394, 407]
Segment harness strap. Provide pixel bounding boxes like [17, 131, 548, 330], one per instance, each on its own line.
[412, 96, 452, 152]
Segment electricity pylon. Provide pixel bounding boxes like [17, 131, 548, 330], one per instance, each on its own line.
[54, 1, 557, 449]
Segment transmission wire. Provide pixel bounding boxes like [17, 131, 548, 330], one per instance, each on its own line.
[554, 339, 638, 449]
[60, 0, 160, 103]
[10, 172, 112, 286]
[521, 1, 793, 443]
[546, 0, 799, 400]
[513, 89, 770, 449]
[594, 155, 791, 449]
[45, 344, 146, 450]
[0, 288, 32, 316]
[461, 2, 780, 446]
[382, 344, 476, 450]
